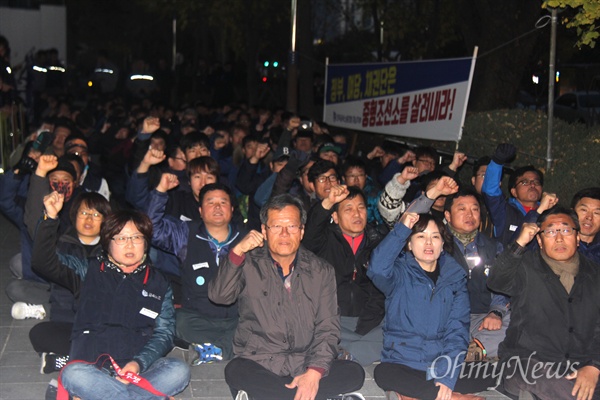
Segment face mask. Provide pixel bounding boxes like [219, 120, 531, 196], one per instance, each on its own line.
[50, 180, 73, 201]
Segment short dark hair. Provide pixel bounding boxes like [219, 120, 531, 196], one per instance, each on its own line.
[100, 210, 153, 252]
[187, 156, 219, 179]
[242, 134, 260, 148]
[180, 131, 210, 151]
[444, 187, 482, 213]
[260, 194, 307, 226]
[404, 214, 454, 255]
[508, 166, 543, 191]
[571, 187, 600, 209]
[69, 192, 112, 226]
[166, 144, 184, 159]
[198, 182, 234, 206]
[472, 156, 491, 178]
[381, 141, 407, 157]
[307, 159, 338, 183]
[53, 118, 73, 134]
[294, 130, 314, 142]
[537, 206, 580, 231]
[151, 130, 168, 144]
[332, 186, 366, 213]
[414, 146, 438, 162]
[341, 156, 367, 176]
[65, 133, 87, 149]
[421, 170, 450, 191]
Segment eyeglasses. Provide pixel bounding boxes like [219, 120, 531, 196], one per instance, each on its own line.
[316, 174, 339, 184]
[111, 235, 145, 245]
[345, 174, 365, 181]
[77, 210, 103, 221]
[538, 227, 577, 238]
[516, 179, 542, 187]
[265, 225, 303, 234]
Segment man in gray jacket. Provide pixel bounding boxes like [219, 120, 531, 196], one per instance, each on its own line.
[209, 194, 365, 400]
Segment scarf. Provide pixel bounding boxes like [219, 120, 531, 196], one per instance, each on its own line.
[541, 251, 579, 294]
[449, 225, 478, 247]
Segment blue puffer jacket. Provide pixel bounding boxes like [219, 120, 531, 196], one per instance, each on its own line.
[368, 223, 470, 390]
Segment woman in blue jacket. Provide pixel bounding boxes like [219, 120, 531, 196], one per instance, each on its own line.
[368, 213, 492, 400]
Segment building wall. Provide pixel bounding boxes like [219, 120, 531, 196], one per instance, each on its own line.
[0, 5, 67, 65]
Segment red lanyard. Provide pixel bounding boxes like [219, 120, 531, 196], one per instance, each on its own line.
[57, 354, 168, 399]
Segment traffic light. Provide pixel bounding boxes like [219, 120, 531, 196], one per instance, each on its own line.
[260, 59, 280, 82]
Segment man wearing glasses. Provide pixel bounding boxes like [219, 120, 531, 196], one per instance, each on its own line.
[488, 207, 600, 400]
[307, 160, 340, 202]
[209, 194, 365, 400]
[481, 143, 557, 246]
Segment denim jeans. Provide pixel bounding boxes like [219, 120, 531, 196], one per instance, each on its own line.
[61, 357, 190, 400]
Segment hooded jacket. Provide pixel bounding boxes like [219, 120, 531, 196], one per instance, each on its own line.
[368, 223, 470, 391]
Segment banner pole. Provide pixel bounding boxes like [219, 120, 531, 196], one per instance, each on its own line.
[457, 46, 478, 143]
[323, 57, 329, 122]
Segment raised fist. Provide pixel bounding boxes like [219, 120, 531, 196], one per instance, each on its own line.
[492, 143, 516, 165]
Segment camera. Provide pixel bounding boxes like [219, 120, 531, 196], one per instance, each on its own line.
[300, 120, 312, 130]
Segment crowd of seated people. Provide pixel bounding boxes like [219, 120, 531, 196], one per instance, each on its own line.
[1, 90, 599, 400]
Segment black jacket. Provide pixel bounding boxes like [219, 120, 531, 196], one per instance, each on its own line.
[303, 201, 385, 335]
[32, 217, 175, 371]
[487, 244, 600, 368]
[50, 227, 102, 322]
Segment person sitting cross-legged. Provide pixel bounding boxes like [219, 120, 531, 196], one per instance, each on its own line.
[443, 188, 509, 360]
[32, 193, 190, 400]
[487, 207, 600, 400]
[303, 184, 385, 366]
[147, 178, 245, 363]
[209, 194, 366, 400]
[368, 211, 496, 400]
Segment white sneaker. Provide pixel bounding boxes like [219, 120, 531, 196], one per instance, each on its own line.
[235, 390, 249, 400]
[11, 302, 46, 320]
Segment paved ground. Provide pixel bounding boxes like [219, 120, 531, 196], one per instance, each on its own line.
[0, 212, 511, 399]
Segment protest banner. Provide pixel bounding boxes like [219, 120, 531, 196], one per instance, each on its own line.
[323, 50, 477, 141]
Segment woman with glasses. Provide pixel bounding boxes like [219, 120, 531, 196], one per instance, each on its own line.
[24, 192, 111, 378]
[32, 191, 190, 399]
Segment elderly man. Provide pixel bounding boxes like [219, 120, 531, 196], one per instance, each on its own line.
[209, 194, 365, 400]
[571, 187, 600, 263]
[487, 207, 600, 400]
